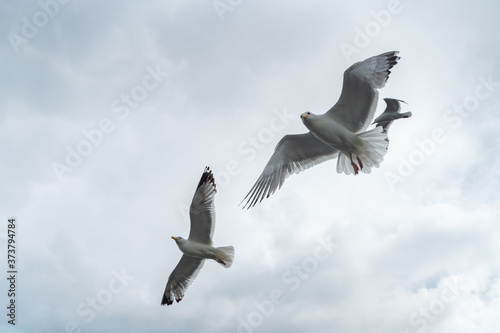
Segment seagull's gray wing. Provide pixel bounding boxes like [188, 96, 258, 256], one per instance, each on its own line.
[241, 132, 338, 209]
[373, 98, 412, 132]
[188, 167, 216, 245]
[326, 51, 400, 133]
[161, 255, 204, 305]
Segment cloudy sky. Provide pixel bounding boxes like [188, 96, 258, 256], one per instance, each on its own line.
[1, 0, 500, 332]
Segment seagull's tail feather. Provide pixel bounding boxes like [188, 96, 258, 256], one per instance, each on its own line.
[214, 246, 235, 268]
[336, 126, 388, 175]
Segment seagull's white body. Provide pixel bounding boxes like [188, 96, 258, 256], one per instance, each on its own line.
[302, 114, 362, 152]
[161, 167, 234, 306]
[242, 51, 402, 209]
[173, 237, 234, 265]
[175, 238, 217, 258]
[301, 112, 388, 176]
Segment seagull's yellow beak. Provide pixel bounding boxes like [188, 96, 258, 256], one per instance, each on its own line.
[300, 113, 308, 119]
[171, 236, 178, 240]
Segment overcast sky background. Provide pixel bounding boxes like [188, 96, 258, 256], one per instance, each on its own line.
[1, 0, 500, 332]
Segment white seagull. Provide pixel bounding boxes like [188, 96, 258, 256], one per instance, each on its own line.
[161, 167, 234, 306]
[241, 51, 401, 209]
[372, 98, 412, 134]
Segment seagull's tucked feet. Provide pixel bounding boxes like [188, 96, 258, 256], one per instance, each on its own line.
[357, 156, 364, 170]
[349, 154, 360, 175]
[353, 155, 364, 172]
[337, 127, 388, 175]
[215, 258, 226, 266]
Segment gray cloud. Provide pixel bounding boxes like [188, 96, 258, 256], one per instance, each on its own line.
[1, 0, 500, 332]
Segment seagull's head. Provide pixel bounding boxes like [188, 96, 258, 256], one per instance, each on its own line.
[300, 112, 317, 126]
[171, 236, 183, 243]
[300, 112, 311, 120]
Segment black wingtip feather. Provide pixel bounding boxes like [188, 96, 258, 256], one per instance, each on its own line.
[196, 166, 217, 192]
[161, 294, 173, 306]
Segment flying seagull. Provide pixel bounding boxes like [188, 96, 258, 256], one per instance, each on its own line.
[241, 51, 401, 209]
[372, 98, 412, 134]
[161, 167, 234, 306]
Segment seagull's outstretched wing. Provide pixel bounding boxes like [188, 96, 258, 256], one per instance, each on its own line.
[161, 255, 204, 305]
[241, 133, 338, 209]
[373, 98, 412, 132]
[188, 167, 216, 245]
[327, 51, 400, 133]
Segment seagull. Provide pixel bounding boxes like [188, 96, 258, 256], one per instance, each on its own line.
[161, 167, 234, 306]
[372, 98, 412, 134]
[241, 51, 401, 209]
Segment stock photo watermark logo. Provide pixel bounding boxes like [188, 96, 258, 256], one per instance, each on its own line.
[236, 235, 340, 333]
[213, 0, 243, 21]
[177, 106, 296, 224]
[50, 268, 135, 333]
[5, 217, 18, 326]
[384, 75, 499, 190]
[7, 0, 71, 53]
[340, 0, 403, 62]
[51, 64, 168, 182]
[401, 275, 467, 333]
